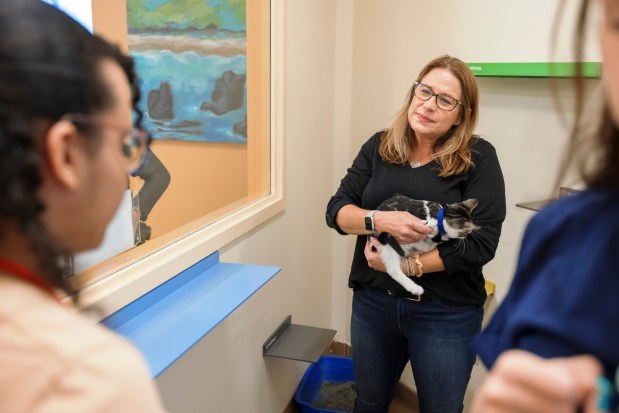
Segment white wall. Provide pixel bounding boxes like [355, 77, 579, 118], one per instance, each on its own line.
[153, 1, 599, 412]
[343, 1, 598, 411]
[330, 0, 356, 344]
[344, 0, 598, 311]
[154, 1, 339, 412]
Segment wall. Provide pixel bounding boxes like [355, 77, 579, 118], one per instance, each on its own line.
[341, 1, 597, 411]
[330, 0, 356, 345]
[153, 1, 338, 412]
[345, 0, 595, 312]
[147, 1, 597, 412]
[144, 142, 248, 236]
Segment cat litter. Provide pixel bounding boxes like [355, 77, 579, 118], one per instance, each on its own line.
[311, 381, 356, 411]
[295, 356, 355, 413]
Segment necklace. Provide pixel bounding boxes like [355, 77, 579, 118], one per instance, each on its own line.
[0, 258, 58, 300]
[409, 161, 421, 168]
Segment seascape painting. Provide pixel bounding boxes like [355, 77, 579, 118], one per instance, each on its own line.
[127, 0, 247, 143]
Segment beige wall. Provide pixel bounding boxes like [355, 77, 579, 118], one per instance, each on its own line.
[154, 1, 338, 412]
[146, 142, 247, 236]
[347, 0, 583, 302]
[149, 1, 596, 412]
[344, 1, 596, 411]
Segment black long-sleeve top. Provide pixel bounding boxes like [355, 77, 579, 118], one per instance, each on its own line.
[326, 132, 506, 305]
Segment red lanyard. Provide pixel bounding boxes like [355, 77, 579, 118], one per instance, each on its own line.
[0, 258, 58, 300]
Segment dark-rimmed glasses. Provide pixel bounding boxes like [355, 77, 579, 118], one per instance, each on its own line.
[413, 81, 462, 111]
[62, 113, 152, 174]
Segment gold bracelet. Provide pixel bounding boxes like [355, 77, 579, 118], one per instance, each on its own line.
[403, 257, 412, 276]
[407, 256, 416, 277]
[412, 253, 423, 277]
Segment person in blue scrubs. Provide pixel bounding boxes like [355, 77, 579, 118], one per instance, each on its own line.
[472, 0, 619, 411]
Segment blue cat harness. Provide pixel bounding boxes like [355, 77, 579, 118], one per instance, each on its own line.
[437, 207, 446, 236]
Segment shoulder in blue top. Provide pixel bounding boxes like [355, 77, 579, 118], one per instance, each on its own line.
[474, 187, 619, 382]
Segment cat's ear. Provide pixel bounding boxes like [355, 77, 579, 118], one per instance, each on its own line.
[463, 198, 478, 212]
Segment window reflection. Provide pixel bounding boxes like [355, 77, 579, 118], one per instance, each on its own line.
[72, 0, 271, 287]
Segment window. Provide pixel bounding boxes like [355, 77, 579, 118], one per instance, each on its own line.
[75, 0, 285, 317]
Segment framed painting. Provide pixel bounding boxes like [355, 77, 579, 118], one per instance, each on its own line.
[127, 0, 248, 143]
[63, 0, 276, 305]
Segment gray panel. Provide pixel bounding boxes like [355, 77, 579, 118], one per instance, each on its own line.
[263, 316, 336, 363]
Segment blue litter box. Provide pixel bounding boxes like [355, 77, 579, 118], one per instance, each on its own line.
[294, 356, 355, 413]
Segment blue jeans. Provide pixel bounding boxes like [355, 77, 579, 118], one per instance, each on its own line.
[351, 288, 483, 413]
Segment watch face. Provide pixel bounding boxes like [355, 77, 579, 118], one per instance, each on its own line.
[365, 216, 373, 231]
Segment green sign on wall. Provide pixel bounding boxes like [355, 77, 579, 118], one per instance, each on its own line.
[467, 62, 601, 78]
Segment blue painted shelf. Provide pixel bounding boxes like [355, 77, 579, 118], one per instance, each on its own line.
[101, 251, 281, 377]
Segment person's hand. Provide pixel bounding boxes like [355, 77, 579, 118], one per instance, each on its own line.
[374, 210, 433, 244]
[364, 237, 386, 272]
[471, 350, 605, 413]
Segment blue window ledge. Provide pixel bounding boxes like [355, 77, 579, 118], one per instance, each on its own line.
[101, 251, 281, 377]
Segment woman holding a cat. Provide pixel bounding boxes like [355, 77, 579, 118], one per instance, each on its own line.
[326, 55, 506, 413]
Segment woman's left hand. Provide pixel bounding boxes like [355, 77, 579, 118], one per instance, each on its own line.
[364, 237, 386, 272]
[471, 350, 603, 413]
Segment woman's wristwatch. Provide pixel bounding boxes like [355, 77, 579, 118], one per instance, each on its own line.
[365, 210, 377, 233]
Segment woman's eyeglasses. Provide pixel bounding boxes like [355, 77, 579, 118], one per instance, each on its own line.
[62, 113, 152, 174]
[413, 81, 462, 112]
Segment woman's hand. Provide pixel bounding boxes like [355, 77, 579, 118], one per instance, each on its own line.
[374, 210, 433, 244]
[364, 237, 387, 272]
[471, 350, 604, 413]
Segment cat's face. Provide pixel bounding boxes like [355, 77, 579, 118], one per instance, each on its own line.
[443, 198, 479, 238]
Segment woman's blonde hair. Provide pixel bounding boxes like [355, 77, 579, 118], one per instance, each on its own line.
[379, 55, 479, 177]
[555, 0, 619, 189]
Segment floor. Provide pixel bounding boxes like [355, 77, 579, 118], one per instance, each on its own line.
[289, 399, 415, 413]
[389, 399, 416, 413]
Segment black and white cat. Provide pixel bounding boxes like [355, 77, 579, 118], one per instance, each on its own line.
[371, 195, 479, 296]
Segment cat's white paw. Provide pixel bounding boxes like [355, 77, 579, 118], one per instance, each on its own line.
[397, 277, 425, 295]
[406, 284, 424, 295]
